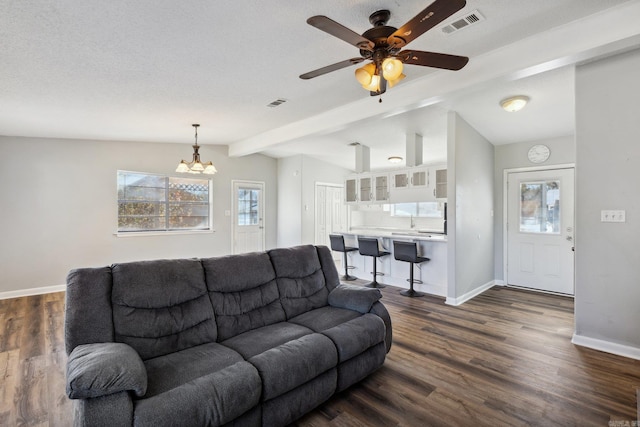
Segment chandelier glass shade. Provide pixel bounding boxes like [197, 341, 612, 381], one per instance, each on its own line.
[176, 124, 217, 175]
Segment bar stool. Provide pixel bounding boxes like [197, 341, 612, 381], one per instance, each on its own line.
[393, 240, 429, 297]
[358, 237, 390, 288]
[329, 234, 358, 281]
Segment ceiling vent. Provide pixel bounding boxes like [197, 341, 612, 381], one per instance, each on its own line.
[267, 98, 287, 108]
[441, 9, 485, 35]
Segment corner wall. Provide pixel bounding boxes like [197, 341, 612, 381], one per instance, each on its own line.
[446, 112, 495, 304]
[0, 136, 277, 295]
[574, 48, 640, 357]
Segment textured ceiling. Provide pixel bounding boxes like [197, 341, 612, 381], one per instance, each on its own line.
[1, 0, 638, 169]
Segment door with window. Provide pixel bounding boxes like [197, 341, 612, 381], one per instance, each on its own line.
[232, 181, 265, 254]
[507, 168, 574, 294]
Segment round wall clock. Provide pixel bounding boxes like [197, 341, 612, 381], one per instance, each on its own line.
[527, 144, 550, 163]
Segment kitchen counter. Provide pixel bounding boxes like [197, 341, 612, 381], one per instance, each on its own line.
[342, 228, 447, 242]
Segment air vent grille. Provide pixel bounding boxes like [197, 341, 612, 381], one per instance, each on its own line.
[441, 9, 484, 35]
[267, 98, 287, 108]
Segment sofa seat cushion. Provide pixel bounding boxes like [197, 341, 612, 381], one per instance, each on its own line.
[248, 333, 338, 401]
[133, 361, 260, 427]
[142, 342, 244, 398]
[288, 306, 361, 332]
[221, 322, 313, 359]
[321, 314, 385, 362]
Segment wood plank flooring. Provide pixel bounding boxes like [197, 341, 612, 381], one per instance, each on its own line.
[1, 286, 639, 426]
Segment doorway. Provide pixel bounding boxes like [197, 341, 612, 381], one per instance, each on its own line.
[232, 180, 265, 254]
[315, 183, 346, 260]
[505, 167, 575, 295]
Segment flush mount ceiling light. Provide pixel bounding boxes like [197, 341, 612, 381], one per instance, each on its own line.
[500, 95, 530, 112]
[388, 156, 403, 164]
[176, 124, 217, 175]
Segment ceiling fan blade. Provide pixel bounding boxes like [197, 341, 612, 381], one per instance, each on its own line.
[307, 16, 375, 51]
[299, 58, 365, 80]
[398, 50, 469, 70]
[387, 0, 466, 48]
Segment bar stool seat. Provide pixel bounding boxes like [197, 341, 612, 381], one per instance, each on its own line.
[358, 237, 390, 289]
[329, 234, 358, 281]
[393, 240, 430, 297]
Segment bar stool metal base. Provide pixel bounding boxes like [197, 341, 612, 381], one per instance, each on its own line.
[341, 274, 358, 281]
[365, 281, 386, 289]
[400, 288, 424, 297]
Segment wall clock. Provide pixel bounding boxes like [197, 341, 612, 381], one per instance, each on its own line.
[527, 144, 550, 163]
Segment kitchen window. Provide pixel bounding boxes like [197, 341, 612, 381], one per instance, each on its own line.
[389, 202, 442, 218]
[117, 171, 212, 233]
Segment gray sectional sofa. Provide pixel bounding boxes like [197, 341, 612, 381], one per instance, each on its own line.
[64, 244, 392, 426]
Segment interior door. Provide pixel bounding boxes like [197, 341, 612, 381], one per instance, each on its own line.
[507, 168, 575, 294]
[315, 184, 345, 261]
[232, 181, 265, 254]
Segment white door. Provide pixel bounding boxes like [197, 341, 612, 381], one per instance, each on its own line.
[506, 168, 575, 294]
[315, 184, 345, 258]
[232, 181, 265, 254]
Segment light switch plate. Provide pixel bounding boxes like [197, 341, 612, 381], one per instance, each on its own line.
[601, 210, 626, 222]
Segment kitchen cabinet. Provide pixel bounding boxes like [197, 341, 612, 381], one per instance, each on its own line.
[359, 176, 373, 203]
[345, 177, 358, 204]
[345, 173, 389, 204]
[374, 174, 389, 202]
[435, 168, 447, 199]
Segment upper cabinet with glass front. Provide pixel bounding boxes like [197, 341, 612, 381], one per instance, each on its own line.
[345, 173, 389, 204]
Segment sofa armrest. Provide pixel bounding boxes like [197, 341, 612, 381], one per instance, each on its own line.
[328, 284, 382, 314]
[67, 342, 147, 399]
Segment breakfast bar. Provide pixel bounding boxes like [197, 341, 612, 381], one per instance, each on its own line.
[339, 229, 447, 297]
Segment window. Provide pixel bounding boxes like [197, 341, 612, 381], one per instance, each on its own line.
[237, 188, 259, 226]
[117, 171, 211, 233]
[389, 202, 443, 218]
[519, 180, 560, 234]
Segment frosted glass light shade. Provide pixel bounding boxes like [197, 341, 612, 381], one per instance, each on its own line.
[362, 74, 381, 92]
[176, 161, 190, 173]
[382, 58, 403, 81]
[203, 162, 217, 175]
[355, 63, 376, 86]
[388, 73, 406, 88]
[500, 95, 529, 112]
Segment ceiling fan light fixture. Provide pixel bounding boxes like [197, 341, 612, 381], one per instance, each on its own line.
[355, 63, 376, 86]
[382, 58, 403, 81]
[500, 95, 530, 112]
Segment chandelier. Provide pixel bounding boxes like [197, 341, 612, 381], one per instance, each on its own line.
[175, 124, 217, 175]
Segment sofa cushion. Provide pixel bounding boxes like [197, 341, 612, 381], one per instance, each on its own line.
[248, 333, 337, 401]
[142, 342, 244, 398]
[111, 258, 217, 360]
[269, 245, 331, 318]
[221, 322, 313, 359]
[202, 253, 286, 341]
[321, 314, 385, 362]
[133, 361, 261, 427]
[288, 306, 361, 332]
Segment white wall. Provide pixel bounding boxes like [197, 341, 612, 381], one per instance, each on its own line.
[447, 112, 495, 303]
[574, 48, 640, 355]
[277, 155, 350, 247]
[0, 135, 277, 295]
[493, 135, 576, 280]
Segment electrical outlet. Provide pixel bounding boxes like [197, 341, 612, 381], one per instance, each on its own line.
[601, 210, 626, 222]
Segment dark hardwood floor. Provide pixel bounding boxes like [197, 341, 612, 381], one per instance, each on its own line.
[1, 285, 639, 426]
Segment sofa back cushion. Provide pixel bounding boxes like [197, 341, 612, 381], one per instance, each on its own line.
[111, 259, 217, 360]
[269, 245, 332, 319]
[203, 252, 285, 341]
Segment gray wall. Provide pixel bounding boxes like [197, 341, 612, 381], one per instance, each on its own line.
[574, 48, 640, 349]
[0, 135, 277, 294]
[447, 112, 495, 301]
[277, 155, 350, 247]
[493, 135, 576, 280]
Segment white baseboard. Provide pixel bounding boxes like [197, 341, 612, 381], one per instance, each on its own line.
[445, 280, 496, 306]
[0, 284, 66, 300]
[572, 333, 640, 361]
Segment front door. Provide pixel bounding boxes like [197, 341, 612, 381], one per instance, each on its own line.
[232, 181, 265, 254]
[506, 168, 575, 294]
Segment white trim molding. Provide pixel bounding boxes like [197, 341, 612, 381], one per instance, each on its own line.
[445, 280, 496, 306]
[0, 284, 66, 300]
[572, 333, 640, 361]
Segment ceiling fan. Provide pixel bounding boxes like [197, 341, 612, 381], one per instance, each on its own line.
[300, 0, 469, 96]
